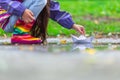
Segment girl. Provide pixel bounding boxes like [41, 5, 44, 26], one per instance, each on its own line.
[0, 0, 48, 44]
[0, 0, 85, 44]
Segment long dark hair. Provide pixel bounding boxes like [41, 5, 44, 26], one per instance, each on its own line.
[30, 0, 50, 42]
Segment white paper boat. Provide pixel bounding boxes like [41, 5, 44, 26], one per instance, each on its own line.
[71, 35, 94, 44]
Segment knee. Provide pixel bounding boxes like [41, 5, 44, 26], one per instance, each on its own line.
[42, 0, 47, 6]
[37, 0, 47, 7]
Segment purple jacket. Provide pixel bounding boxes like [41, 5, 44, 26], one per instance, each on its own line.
[0, 0, 74, 29]
[0, 0, 25, 17]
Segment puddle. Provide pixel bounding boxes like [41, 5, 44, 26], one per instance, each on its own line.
[0, 43, 119, 54]
[0, 43, 120, 80]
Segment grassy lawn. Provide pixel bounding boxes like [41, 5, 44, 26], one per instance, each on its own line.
[0, 0, 120, 37]
[48, 0, 120, 37]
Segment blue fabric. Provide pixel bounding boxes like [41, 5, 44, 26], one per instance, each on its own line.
[4, 0, 47, 32]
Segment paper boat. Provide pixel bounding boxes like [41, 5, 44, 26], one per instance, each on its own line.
[71, 35, 94, 44]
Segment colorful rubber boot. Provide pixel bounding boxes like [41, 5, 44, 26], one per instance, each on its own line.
[11, 19, 42, 44]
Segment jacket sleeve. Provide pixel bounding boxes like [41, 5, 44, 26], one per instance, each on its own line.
[0, 0, 26, 17]
[50, 1, 75, 29]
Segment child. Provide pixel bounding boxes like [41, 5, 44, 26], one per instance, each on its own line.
[0, 0, 47, 44]
[0, 0, 85, 44]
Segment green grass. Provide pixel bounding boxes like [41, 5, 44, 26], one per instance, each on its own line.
[0, 0, 120, 37]
[47, 0, 120, 36]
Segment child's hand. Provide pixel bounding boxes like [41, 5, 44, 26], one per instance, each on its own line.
[72, 24, 85, 35]
[0, 23, 1, 27]
[22, 9, 35, 23]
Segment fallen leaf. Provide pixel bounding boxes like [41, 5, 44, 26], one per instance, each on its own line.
[60, 39, 67, 44]
[94, 20, 99, 24]
[86, 48, 96, 55]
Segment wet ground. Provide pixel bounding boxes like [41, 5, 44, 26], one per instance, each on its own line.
[0, 38, 120, 80]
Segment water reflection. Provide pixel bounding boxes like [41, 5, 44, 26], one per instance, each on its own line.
[72, 43, 93, 50]
[0, 43, 119, 54]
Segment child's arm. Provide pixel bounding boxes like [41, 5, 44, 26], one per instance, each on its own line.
[50, 1, 74, 29]
[50, 1, 85, 35]
[0, 0, 26, 17]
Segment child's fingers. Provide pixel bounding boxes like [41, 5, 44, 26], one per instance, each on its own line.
[25, 13, 35, 23]
[80, 27, 85, 35]
[29, 14, 35, 20]
[28, 13, 35, 21]
[0, 23, 1, 27]
[22, 9, 35, 23]
[28, 10, 35, 19]
[29, 10, 34, 16]
[23, 19, 29, 23]
[25, 9, 35, 21]
[24, 19, 32, 23]
[79, 27, 85, 35]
